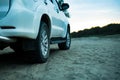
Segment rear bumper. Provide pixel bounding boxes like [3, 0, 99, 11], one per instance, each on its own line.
[0, 0, 37, 39]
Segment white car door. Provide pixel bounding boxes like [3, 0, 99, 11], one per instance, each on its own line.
[49, 0, 66, 37]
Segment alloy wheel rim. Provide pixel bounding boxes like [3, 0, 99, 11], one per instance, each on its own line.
[41, 30, 48, 57]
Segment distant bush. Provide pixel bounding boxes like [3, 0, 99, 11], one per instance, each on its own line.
[71, 24, 120, 38]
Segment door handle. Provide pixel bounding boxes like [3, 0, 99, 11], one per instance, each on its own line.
[56, 9, 59, 13]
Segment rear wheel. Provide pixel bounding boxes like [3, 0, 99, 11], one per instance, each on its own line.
[58, 28, 71, 50]
[34, 21, 50, 63]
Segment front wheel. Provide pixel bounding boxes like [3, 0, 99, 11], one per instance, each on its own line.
[58, 28, 71, 50]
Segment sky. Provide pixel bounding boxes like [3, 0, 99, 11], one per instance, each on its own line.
[64, 0, 120, 32]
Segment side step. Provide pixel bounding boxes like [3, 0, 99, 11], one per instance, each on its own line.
[50, 37, 66, 44]
[0, 36, 16, 42]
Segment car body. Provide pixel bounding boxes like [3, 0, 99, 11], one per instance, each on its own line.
[0, 0, 69, 39]
[0, 0, 71, 63]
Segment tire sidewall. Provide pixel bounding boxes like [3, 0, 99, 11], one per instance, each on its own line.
[65, 29, 71, 49]
[36, 22, 50, 62]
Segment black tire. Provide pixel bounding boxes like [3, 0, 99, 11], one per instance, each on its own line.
[34, 21, 50, 63]
[58, 28, 71, 50]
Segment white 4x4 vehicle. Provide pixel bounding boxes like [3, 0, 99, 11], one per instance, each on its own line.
[0, 0, 71, 63]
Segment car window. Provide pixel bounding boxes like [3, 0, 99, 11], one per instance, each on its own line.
[50, 0, 53, 3]
[52, 0, 59, 9]
[54, 0, 62, 10]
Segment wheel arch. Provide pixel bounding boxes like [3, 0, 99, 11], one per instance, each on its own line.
[67, 24, 70, 32]
[40, 14, 51, 36]
[65, 24, 70, 37]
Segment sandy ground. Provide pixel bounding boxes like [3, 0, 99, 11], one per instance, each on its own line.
[0, 34, 120, 80]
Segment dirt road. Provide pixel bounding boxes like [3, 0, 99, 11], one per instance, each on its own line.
[0, 35, 120, 80]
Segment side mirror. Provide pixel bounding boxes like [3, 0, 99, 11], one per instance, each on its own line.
[61, 3, 69, 11]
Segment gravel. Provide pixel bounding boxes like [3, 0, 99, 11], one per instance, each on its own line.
[0, 34, 120, 80]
